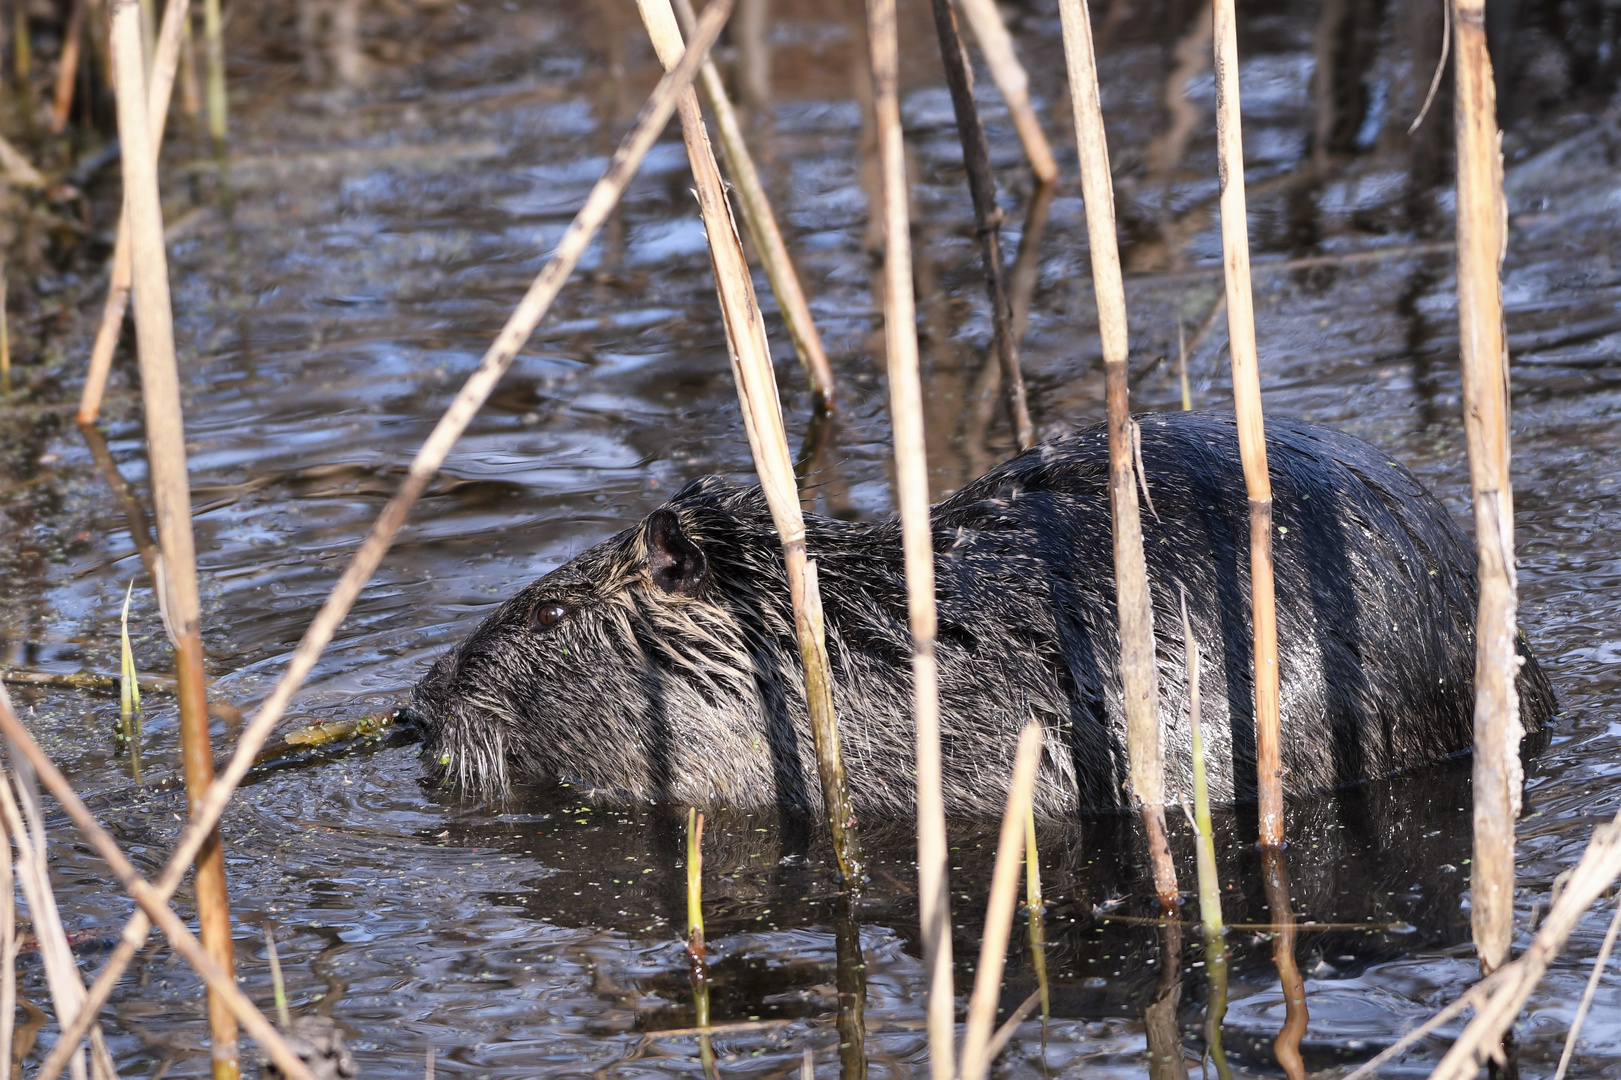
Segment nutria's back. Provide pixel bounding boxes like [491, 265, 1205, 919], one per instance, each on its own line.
[408, 412, 1555, 816]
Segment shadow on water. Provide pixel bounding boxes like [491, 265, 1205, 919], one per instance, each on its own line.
[0, 0, 1619, 1075]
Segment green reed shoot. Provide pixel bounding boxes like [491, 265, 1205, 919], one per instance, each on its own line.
[1180, 586, 1232, 1078]
[1025, 800, 1050, 1024]
[118, 580, 142, 760]
[265, 923, 291, 1029]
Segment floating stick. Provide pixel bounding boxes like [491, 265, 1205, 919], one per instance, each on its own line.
[637, 0, 859, 882]
[866, 0, 954, 1074]
[1056, 0, 1176, 907]
[1210, 0, 1284, 849]
[37, 15, 736, 1072]
[109, 1, 239, 1072]
[931, 0, 1032, 451]
[670, 0, 838, 409]
[1451, 0, 1521, 977]
[953, 0, 1057, 183]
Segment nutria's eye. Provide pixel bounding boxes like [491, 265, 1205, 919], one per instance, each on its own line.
[530, 601, 569, 630]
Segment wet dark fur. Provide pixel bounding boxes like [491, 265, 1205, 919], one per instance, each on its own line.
[408, 412, 1556, 817]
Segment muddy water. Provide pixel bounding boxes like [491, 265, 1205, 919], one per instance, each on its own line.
[2, 0, 1620, 1075]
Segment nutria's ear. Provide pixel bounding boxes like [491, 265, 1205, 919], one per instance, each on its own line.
[645, 508, 707, 596]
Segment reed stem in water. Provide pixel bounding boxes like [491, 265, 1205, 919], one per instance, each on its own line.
[953, 0, 1057, 183]
[78, 0, 193, 426]
[110, 0, 238, 1069]
[866, 0, 954, 1073]
[202, 0, 226, 145]
[931, 0, 1032, 451]
[265, 924, 291, 1029]
[1450, 0, 1521, 978]
[38, 11, 735, 1072]
[1210, 0, 1284, 850]
[961, 724, 1043, 1080]
[636, 0, 859, 882]
[669, 0, 838, 409]
[0, 696, 319, 1080]
[1056, 0, 1176, 908]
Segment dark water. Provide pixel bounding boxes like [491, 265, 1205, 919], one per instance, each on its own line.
[2, 0, 1620, 1075]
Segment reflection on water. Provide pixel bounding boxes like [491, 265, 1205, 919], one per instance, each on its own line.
[1, 0, 1619, 1076]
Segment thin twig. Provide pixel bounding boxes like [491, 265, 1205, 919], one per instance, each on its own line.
[1408, 0, 1451, 135]
[1553, 899, 1621, 1080]
[37, 13, 736, 1071]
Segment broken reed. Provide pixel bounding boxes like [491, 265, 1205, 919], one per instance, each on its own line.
[1056, 0, 1177, 908]
[1450, 0, 1521, 978]
[952, 0, 1057, 185]
[35, 10, 736, 1073]
[1209, 0, 1284, 850]
[669, 0, 837, 409]
[635, 0, 858, 882]
[79, 0, 193, 426]
[930, 0, 1033, 451]
[864, 0, 955, 1075]
[109, 0, 242, 1072]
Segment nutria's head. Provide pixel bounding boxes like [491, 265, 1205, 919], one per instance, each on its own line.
[405, 476, 796, 800]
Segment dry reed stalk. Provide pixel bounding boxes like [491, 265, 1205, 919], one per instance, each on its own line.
[179, 13, 201, 120]
[50, 0, 88, 134]
[1261, 849, 1306, 1080]
[0, 134, 46, 188]
[41, 15, 736, 1067]
[1430, 812, 1621, 1080]
[1210, 0, 1283, 849]
[669, 0, 838, 409]
[110, 2, 241, 1073]
[952, 0, 1057, 184]
[0, 706, 117, 1080]
[1056, 0, 1176, 908]
[1452, 0, 1521, 978]
[638, 0, 859, 882]
[0, 780, 14, 1080]
[0, 265, 9, 397]
[931, 0, 1033, 451]
[1554, 899, 1621, 1080]
[1177, 323, 1191, 410]
[0, 699, 319, 1080]
[13, 3, 34, 127]
[77, 0, 192, 426]
[960, 723, 1042, 1080]
[202, 0, 225, 144]
[866, 0, 955, 1074]
[1007, 177, 1054, 343]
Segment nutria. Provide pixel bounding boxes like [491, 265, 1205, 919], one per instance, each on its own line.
[405, 412, 1555, 817]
